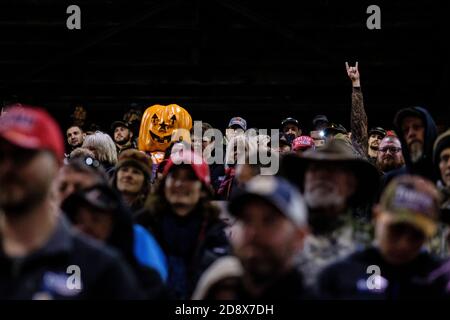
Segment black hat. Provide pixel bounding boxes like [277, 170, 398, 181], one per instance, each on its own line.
[433, 130, 450, 165]
[369, 127, 387, 137]
[281, 117, 300, 128]
[324, 123, 347, 136]
[111, 120, 130, 131]
[393, 107, 423, 130]
[62, 184, 122, 215]
[312, 115, 329, 126]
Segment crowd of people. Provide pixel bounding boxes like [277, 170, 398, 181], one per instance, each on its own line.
[1, 62, 450, 300]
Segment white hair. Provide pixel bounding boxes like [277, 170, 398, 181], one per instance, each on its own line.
[225, 134, 257, 166]
[82, 131, 118, 165]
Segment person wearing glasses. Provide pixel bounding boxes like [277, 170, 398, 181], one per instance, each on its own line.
[376, 135, 405, 175]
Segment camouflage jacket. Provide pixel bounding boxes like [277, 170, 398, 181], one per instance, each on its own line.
[295, 213, 373, 288]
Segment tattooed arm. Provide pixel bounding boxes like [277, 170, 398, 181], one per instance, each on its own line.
[346, 61, 368, 158]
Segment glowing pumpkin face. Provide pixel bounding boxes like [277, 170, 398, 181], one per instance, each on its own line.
[138, 104, 192, 152]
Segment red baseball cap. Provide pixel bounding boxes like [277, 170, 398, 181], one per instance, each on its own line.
[0, 104, 64, 163]
[163, 149, 211, 186]
[386, 130, 397, 137]
[292, 135, 315, 151]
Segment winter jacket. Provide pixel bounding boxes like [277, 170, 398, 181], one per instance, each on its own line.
[62, 186, 167, 299]
[0, 217, 144, 300]
[382, 107, 438, 187]
[317, 246, 446, 299]
[427, 258, 450, 298]
[135, 206, 230, 299]
[133, 224, 168, 282]
[193, 256, 313, 300]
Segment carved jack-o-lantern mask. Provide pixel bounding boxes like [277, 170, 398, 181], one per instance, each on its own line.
[138, 104, 192, 152]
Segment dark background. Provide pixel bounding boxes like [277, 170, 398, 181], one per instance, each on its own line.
[1, 0, 449, 133]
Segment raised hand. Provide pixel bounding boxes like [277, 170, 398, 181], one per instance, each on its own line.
[345, 61, 360, 87]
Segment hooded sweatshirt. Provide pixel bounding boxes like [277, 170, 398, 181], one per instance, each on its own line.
[62, 186, 167, 299]
[382, 107, 438, 187]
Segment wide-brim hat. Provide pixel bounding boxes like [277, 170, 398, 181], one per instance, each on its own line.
[280, 139, 380, 206]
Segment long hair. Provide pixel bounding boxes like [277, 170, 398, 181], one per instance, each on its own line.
[82, 131, 118, 165]
[142, 169, 220, 225]
[112, 166, 151, 212]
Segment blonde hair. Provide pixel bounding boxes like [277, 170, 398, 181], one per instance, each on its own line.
[82, 131, 118, 165]
[69, 147, 95, 160]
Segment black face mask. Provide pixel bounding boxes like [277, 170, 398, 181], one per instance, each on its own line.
[285, 133, 296, 145]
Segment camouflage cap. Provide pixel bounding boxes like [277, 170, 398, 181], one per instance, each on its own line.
[379, 175, 441, 237]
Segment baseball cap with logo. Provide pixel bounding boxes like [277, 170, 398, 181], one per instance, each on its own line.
[378, 175, 441, 238]
[281, 117, 300, 129]
[0, 104, 64, 162]
[228, 175, 308, 228]
[228, 117, 247, 131]
[312, 115, 329, 127]
[292, 136, 315, 151]
[111, 120, 131, 131]
[369, 127, 387, 138]
[163, 149, 211, 187]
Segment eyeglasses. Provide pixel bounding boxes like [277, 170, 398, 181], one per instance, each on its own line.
[379, 147, 402, 154]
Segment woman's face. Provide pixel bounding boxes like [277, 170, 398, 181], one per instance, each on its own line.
[116, 165, 145, 194]
[73, 207, 113, 242]
[164, 166, 202, 217]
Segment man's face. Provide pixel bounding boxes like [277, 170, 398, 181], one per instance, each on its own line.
[73, 207, 113, 242]
[202, 139, 210, 152]
[116, 165, 145, 195]
[401, 116, 425, 163]
[55, 166, 101, 205]
[368, 133, 384, 158]
[0, 139, 58, 215]
[73, 106, 86, 121]
[376, 137, 404, 173]
[439, 147, 450, 187]
[233, 198, 306, 281]
[114, 126, 132, 145]
[164, 166, 202, 217]
[283, 124, 301, 138]
[375, 211, 426, 266]
[304, 162, 356, 213]
[66, 126, 85, 148]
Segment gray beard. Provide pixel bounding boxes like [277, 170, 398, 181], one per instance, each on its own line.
[304, 188, 348, 234]
[409, 143, 423, 163]
[304, 189, 346, 211]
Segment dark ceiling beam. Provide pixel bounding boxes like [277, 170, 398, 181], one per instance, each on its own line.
[20, 0, 182, 81]
[212, 0, 331, 61]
